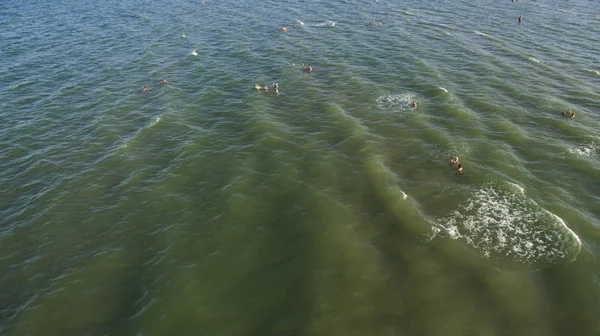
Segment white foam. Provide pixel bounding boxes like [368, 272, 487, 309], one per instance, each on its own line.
[375, 93, 416, 113]
[568, 142, 597, 157]
[528, 57, 540, 63]
[315, 20, 335, 27]
[430, 183, 581, 264]
[191, 49, 198, 56]
[401, 191, 408, 200]
[295, 19, 304, 26]
[506, 181, 525, 194]
[585, 69, 600, 76]
[439, 87, 448, 93]
[149, 116, 161, 128]
[181, 34, 186, 38]
[474, 31, 488, 37]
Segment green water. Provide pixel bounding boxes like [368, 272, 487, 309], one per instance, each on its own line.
[1, 0, 599, 335]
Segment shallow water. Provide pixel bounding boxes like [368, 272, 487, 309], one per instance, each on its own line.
[1, 0, 600, 335]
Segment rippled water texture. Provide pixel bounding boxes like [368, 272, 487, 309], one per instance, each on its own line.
[1, 0, 600, 335]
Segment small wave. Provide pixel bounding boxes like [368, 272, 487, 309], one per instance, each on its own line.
[568, 142, 597, 158]
[295, 19, 304, 26]
[474, 31, 489, 37]
[439, 87, 448, 93]
[430, 182, 581, 265]
[506, 181, 525, 194]
[149, 116, 161, 128]
[375, 93, 416, 113]
[191, 49, 198, 56]
[585, 69, 600, 76]
[314, 20, 335, 27]
[528, 57, 540, 63]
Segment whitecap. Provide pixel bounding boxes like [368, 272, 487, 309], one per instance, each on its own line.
[295, 19, 304, 26]
[191, 49, 198, 56]
[439, 87, 448, 93]
[315, 20, 336, 27]
[585, 69, 600, 76]
[430, 182, 581, 265]
[474, 31, 488, 37]
[568, 142, 597, 157]
[181, 34, 186, 38]
[375, 93, 416, 113]
[149, 116, 161, 128]
[506, 181, 525, 194]
[528, 57, 540, 63]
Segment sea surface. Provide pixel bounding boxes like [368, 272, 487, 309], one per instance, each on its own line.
[1, 0, 600, 335]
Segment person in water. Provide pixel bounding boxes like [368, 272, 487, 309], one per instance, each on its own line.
[570, 111, 576, 119]
[302, 64, 313, 72]
[264, 84, 269, 92]
[457, 164, 464, 174]
[274, 88, 280, 95]
[450, 156, 459, 166]
[411, 101, 417, 109]
[282, 27, 287, 32]
[142, 86, 149, 92]
[255, 83, 261, 90]
[162, 79, 168, 85]
[518, 15, 523, 23]
[274, 82, 279, 91]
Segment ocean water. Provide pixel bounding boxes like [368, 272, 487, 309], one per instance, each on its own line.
[1, 0, 599, 334]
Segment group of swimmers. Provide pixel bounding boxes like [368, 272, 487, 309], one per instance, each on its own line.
[562, 107, 575, 119]
[255, 82, 279, 95]
[142, 79, 168, 92]
[450, 156, 464, 174]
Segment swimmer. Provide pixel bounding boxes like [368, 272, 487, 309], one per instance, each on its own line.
[518, 15, 523, 23]
[570, 111, 576, 119]
[282, 27, 287, 32]
[291, 63, 295, 67]
[411, 101, 417, 109]
[274, 88, 280, 95]
[274, 82, 279, 91]
[371, 19, 376, 24]
[142, 86, 149, 92]
[162, 79, 168, 85]
[264, 84, 269, 93]
[450, 156, 459, 166]
[255, 83, 261, 90]
[457, 164, 464, 174]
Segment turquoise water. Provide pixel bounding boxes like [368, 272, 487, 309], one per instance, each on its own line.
[1, 0, 600, 334]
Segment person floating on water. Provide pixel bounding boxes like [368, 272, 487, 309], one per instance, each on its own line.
[162, 79, 168, 85]
[450, 156, 459, 167]
[282, 26, 287, 32]
[411, 101, 417, 109]
[518, 15, 523, 23]
[255, 83, 261, 90]
[570, 111, 576, 119]
[142, 86, 149, 92]
[264, 84, 269, 93]
[302, 64, 313, 72]
[274, 82, 279, 91]
[291, 63, 295, 67]
[457, 164, 464, 174]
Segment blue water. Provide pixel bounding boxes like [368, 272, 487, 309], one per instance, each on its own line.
[1, 0, 600, 335]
